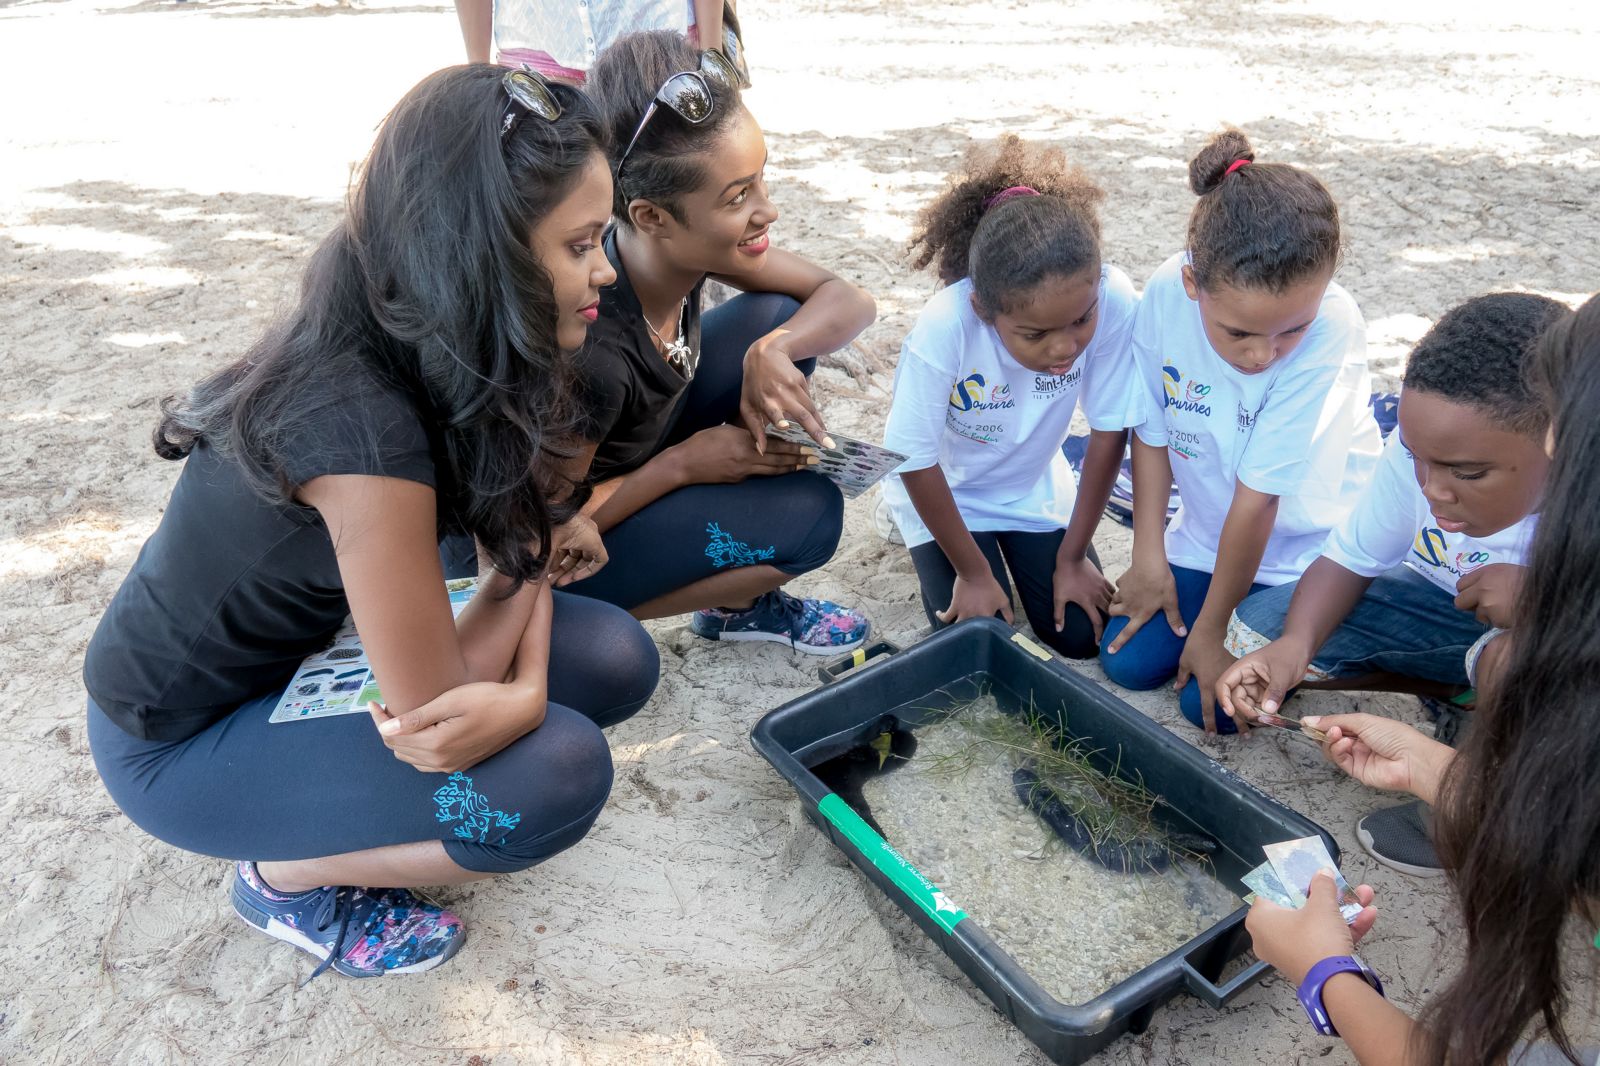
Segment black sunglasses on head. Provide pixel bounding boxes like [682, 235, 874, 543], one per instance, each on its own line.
[615, 49, 749, 191]
[500, 67, 562, 143]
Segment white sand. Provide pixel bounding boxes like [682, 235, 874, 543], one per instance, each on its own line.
[3, 0, 1599, 1062]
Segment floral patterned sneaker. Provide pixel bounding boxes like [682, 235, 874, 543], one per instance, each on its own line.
[230, 861, 466, 982]
[690, 588, 870, 656]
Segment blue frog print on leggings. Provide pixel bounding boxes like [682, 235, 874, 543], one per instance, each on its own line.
[433, 772, 522, 844]
[704, 521, 777, 569]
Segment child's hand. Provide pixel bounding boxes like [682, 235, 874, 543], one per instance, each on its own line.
[1106, 562, 1185, 653]
[937, 572, 1014, 626]
[1175, 633, 1235, 733]
[1453, 563, 1525, 629]
[546, 513, 608, 586]
[1301, 713, 1454, 803]
[1051, 554, 1114, 642]
[1216, 638, 1311, 721]
[1246, 872, 1379, 985]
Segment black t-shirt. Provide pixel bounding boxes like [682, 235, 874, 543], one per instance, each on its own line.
[577, 229, 704, 481]
[83, 370, 439, 742]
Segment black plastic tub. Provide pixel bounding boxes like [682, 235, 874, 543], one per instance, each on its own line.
[750, 617, 1338, 1066]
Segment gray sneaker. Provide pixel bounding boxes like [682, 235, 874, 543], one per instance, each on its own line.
[1356, 800, 1443, 877]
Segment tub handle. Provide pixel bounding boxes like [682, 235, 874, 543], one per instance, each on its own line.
[1180, 955, 1272, 1010]
[817, 639, 900, 685]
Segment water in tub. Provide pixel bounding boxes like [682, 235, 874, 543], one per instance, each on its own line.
[818, 696, 1242, 1006]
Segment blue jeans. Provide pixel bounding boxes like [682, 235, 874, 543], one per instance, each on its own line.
[1099, 564, 1267, 735]
[1231, 565, 1487, 687]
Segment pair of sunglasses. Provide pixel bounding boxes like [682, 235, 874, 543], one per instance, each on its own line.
[500, 67, 562, 143]
[615, 47, 749, 190]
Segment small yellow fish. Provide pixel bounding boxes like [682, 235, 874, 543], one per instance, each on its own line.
[869, 730, 893, 771]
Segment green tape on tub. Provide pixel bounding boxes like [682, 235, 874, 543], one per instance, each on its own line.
[818, 793, 968, 932]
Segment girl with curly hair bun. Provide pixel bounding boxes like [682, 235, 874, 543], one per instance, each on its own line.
[880, 135, 1143, 659]
[1100, 127, 1383, 736]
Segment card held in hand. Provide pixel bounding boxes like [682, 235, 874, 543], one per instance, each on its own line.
[1263, 835, 1364, 924]
[765, 424, 908, 500]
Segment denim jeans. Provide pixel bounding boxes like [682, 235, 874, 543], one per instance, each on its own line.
[1099, 564, 1268, 735]
[1229, 565, 1488, 687]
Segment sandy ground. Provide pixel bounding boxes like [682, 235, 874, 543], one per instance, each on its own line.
[3, 0, 1600, 1062]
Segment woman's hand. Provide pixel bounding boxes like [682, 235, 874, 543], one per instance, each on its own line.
[1106, 561, 1186, 652]
[674, 424, 818, 484]
[937, 572, 1014, 626]
[546, 513, 607, 587]
[1052, 553, 1114, 642]
[1175, 631, 1235, 733]
[1216, 637, 1312, 723]
[1453, 563, 1525, 628]
[369, 682, 546, 775]
[1247, 872, 1380, 986]
[1300, 713, 1455, 804]
[738, 332, 831, 450]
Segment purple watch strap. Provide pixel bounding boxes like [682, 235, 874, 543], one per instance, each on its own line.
[1297, 955, 1384, 1036]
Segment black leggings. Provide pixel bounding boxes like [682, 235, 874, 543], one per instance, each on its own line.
[910, 530, 1105, 659]
[564, 290, 844, 611]
[87, 592, 659, 875]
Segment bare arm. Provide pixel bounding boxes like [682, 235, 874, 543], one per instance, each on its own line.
[1061, 428, 1125, 561]
[1323, 978, 1417, 1066]
[901, 465, 1014, 625]
[454, 0, 492, 64]
[714, 248, 876, 447]
[1129, 436, 1173, 572]
[1277, 557, 1377, 664]
[584, 451, 688, 533]
[712, 248, 876, 364]
[299, 475, 542, 707]
[691, 0, 725, 48]
[1190, 481, 1280, 639]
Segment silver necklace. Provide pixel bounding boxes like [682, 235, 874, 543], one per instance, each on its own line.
[645, 298, 696, 377]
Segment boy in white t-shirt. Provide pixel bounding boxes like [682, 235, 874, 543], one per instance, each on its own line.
[1100, 128, 1382, 732]
[882, 136, 1143, 658]
[1217, 292, 1565, 875]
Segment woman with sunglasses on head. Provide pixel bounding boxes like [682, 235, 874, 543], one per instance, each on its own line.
[560, 30, 878, 655]
[1240, 294, 1600, 1066]
[82, 67, 659, 980]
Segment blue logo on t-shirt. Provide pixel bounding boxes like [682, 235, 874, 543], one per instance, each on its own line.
[1162, 364, 1213, 417]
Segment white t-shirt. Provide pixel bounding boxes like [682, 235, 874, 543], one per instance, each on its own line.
[1322, 432, 1537, 593]
[882, 268, 1141, 548]
[493, 0, 693, 71]
[1130, 252, 1382, 585]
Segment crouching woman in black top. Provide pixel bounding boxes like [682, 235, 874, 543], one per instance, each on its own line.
[82, 67, 658, 981]
[557, 31, 879, 655]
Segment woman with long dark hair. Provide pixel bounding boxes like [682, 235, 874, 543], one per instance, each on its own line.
[1241, 294, 1600, 1064]
[83, 66, 659, 980]
[559, 30, 878, 654]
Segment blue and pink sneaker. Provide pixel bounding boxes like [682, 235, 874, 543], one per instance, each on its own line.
[230, 861, 466, 982]
[690, 588, 870, 655]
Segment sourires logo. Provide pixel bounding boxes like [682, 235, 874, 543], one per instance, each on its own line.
[1162, 364, 1213, 417]
[949, 370, 1015, 412]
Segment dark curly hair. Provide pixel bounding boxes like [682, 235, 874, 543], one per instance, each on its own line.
[908, 134, 1104, 319]
[153, 65, 606, 587]
[586, 30, 743, 226]
[1402, 292, 1568, 436]
[1186, 127, 1340, 294]
[1420, 293, 1600, 1066]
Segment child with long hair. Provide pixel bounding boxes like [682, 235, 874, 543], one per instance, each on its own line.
[1218, 292, 1564, 875]
[1240, 293, 1600, 1066]
[560, 30, 878, 654]
[1101, 129, 1383, 733]
[83, 67, 660, 980]
[879, 135, 1140, 657]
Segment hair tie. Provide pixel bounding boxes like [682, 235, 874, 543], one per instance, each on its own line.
[1224, 158, 1252, 178]
[982, 185, 1040, 211]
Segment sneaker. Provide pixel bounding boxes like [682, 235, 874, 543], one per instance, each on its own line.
[230, 861, 466, 982]
[690, 589, 870, 656]
[1355, 801, 1444, 877]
